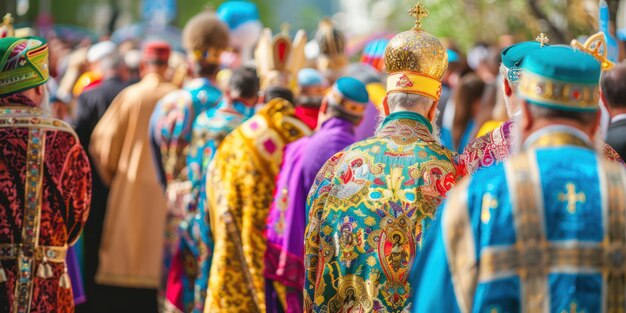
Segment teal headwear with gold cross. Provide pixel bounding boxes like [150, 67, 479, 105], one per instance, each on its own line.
[518, 45, 601, 112]
[0, 36, 49, 97]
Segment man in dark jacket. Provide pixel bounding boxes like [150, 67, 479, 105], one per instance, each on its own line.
[602, 63, 626, 160]
[73, 41, 126, 313]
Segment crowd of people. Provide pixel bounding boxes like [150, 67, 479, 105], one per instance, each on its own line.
[1, 1, 626, 313]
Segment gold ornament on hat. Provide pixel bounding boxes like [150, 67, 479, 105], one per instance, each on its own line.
[408, 2, 429, 30]
[535, 33, 549, 47]
[571, 32, 615, 71]
[384, 2, 447, 100]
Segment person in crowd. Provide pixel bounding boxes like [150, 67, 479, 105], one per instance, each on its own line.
[412, 44, 626, 313]
[0, 35, 91, 313]
[303, 4, 459, 312]
[265, 77, 369, 313]
[217, 0, 263, 68]
[165, 67, 259, 313]
[442, 74, 486, 152]
[147, 12, 229, 306]
[73, 40, 126, 313]
[294, 68, 328, 130]
[203, 95, 310, 312]
[602, 63, 626, 160]
[456, 36, 624, 176]
[89, 40, 178, 312]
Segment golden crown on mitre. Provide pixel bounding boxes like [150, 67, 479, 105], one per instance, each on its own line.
[571, 32, 615, 71]
[384, 2, 448, 100]
[254, 24, 307, 92]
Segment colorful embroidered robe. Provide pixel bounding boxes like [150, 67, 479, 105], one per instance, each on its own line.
[304, 111, 459, 312]
[0, 95, 91, 313]
[149, 78, 221, 297]
[411, 125, 626, 313]
[265, 117, 357, 313]
[164, 100, 255, 313]
[204, 98, 311, 313]
[456, 119, 624, 176]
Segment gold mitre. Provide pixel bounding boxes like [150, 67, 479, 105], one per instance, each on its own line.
[316, 18, 348, 71]
[254, 24, 307, 92]
[384, 3, 448, 100]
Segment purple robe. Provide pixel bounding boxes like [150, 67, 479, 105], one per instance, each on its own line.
[264, 117, 356, 313]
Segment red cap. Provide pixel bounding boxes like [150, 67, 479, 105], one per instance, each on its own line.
[142, 40, 171, 64]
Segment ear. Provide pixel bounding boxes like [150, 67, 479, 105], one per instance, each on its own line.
[320, 98, 328, 114]
[382, 96, 390, 116]
[590, 109, 602, 137]
[427, 100, 438, 121]
[34, 84, 44, 96]
[503, 78, 513, 98]
[520, 101, 533, 131]
[599, 89, 612, 116]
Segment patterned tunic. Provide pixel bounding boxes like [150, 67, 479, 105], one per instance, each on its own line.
[165, 100, 255, 313]
[149, 78, 221, 297]
[304, 111, 459, 312]
[412, 126, 626, 313]
[204, 98, 311, 313]
[0, 95, 91, 313]
[457, 119, 624, 176]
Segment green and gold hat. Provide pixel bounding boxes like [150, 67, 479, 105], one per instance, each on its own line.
[518, 45, 601, 112]
[0, 36, 49, 97]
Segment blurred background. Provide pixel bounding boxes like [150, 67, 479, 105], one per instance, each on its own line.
[3, 0, 626, 53]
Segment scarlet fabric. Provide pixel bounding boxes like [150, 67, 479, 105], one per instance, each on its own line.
[0, 94, 92, 313]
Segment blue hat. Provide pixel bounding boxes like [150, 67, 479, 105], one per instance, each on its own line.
[501, 41, 544, 83]
[217, 1, 260, 30]
[518, 45, 601, 112]
[328, 77, 369, 116]
[297, 68, 326, 88]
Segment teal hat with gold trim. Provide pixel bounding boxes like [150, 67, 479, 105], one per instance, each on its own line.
[518, 45, 601, 112]
[0, 36, 49, 97]
[501, 34, 550, 84]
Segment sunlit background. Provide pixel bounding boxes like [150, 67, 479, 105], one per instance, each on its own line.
[3, 0, 626, 53]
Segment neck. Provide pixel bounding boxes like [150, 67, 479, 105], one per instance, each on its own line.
[523, 124, 593, 150]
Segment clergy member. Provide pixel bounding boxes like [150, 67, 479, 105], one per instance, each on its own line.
[90, 41, 177, 312]
[458, 36, 623, 176]
[265, 76, 369, 313]
[165, 67, 259, 312]
[0, 36, 91, 313]
[303, 3, 459, 312]
[148, 12, 229, 302]
[412, 44, 626, 313]
[204, 97, 311, 312]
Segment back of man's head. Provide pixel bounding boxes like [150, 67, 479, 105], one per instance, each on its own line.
[264, 87, 294, 104]
[601, 64, 626, 108]
[229, 67, 260, 100]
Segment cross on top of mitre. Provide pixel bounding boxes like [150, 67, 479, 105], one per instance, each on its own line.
[408, 2, 429, 30]
[536, 33, 550, 47]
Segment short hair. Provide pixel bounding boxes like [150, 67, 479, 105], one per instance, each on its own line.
[326, 105, 362, 124]
[264, 87, 294, 104]
[527, 103, 597, 125]
[600, 64, 626, 108]
[326, 92, 362, 124]
[386, 93, 433, 111]
[100, 53, 123, 72]
[229, 67, 259, 99]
